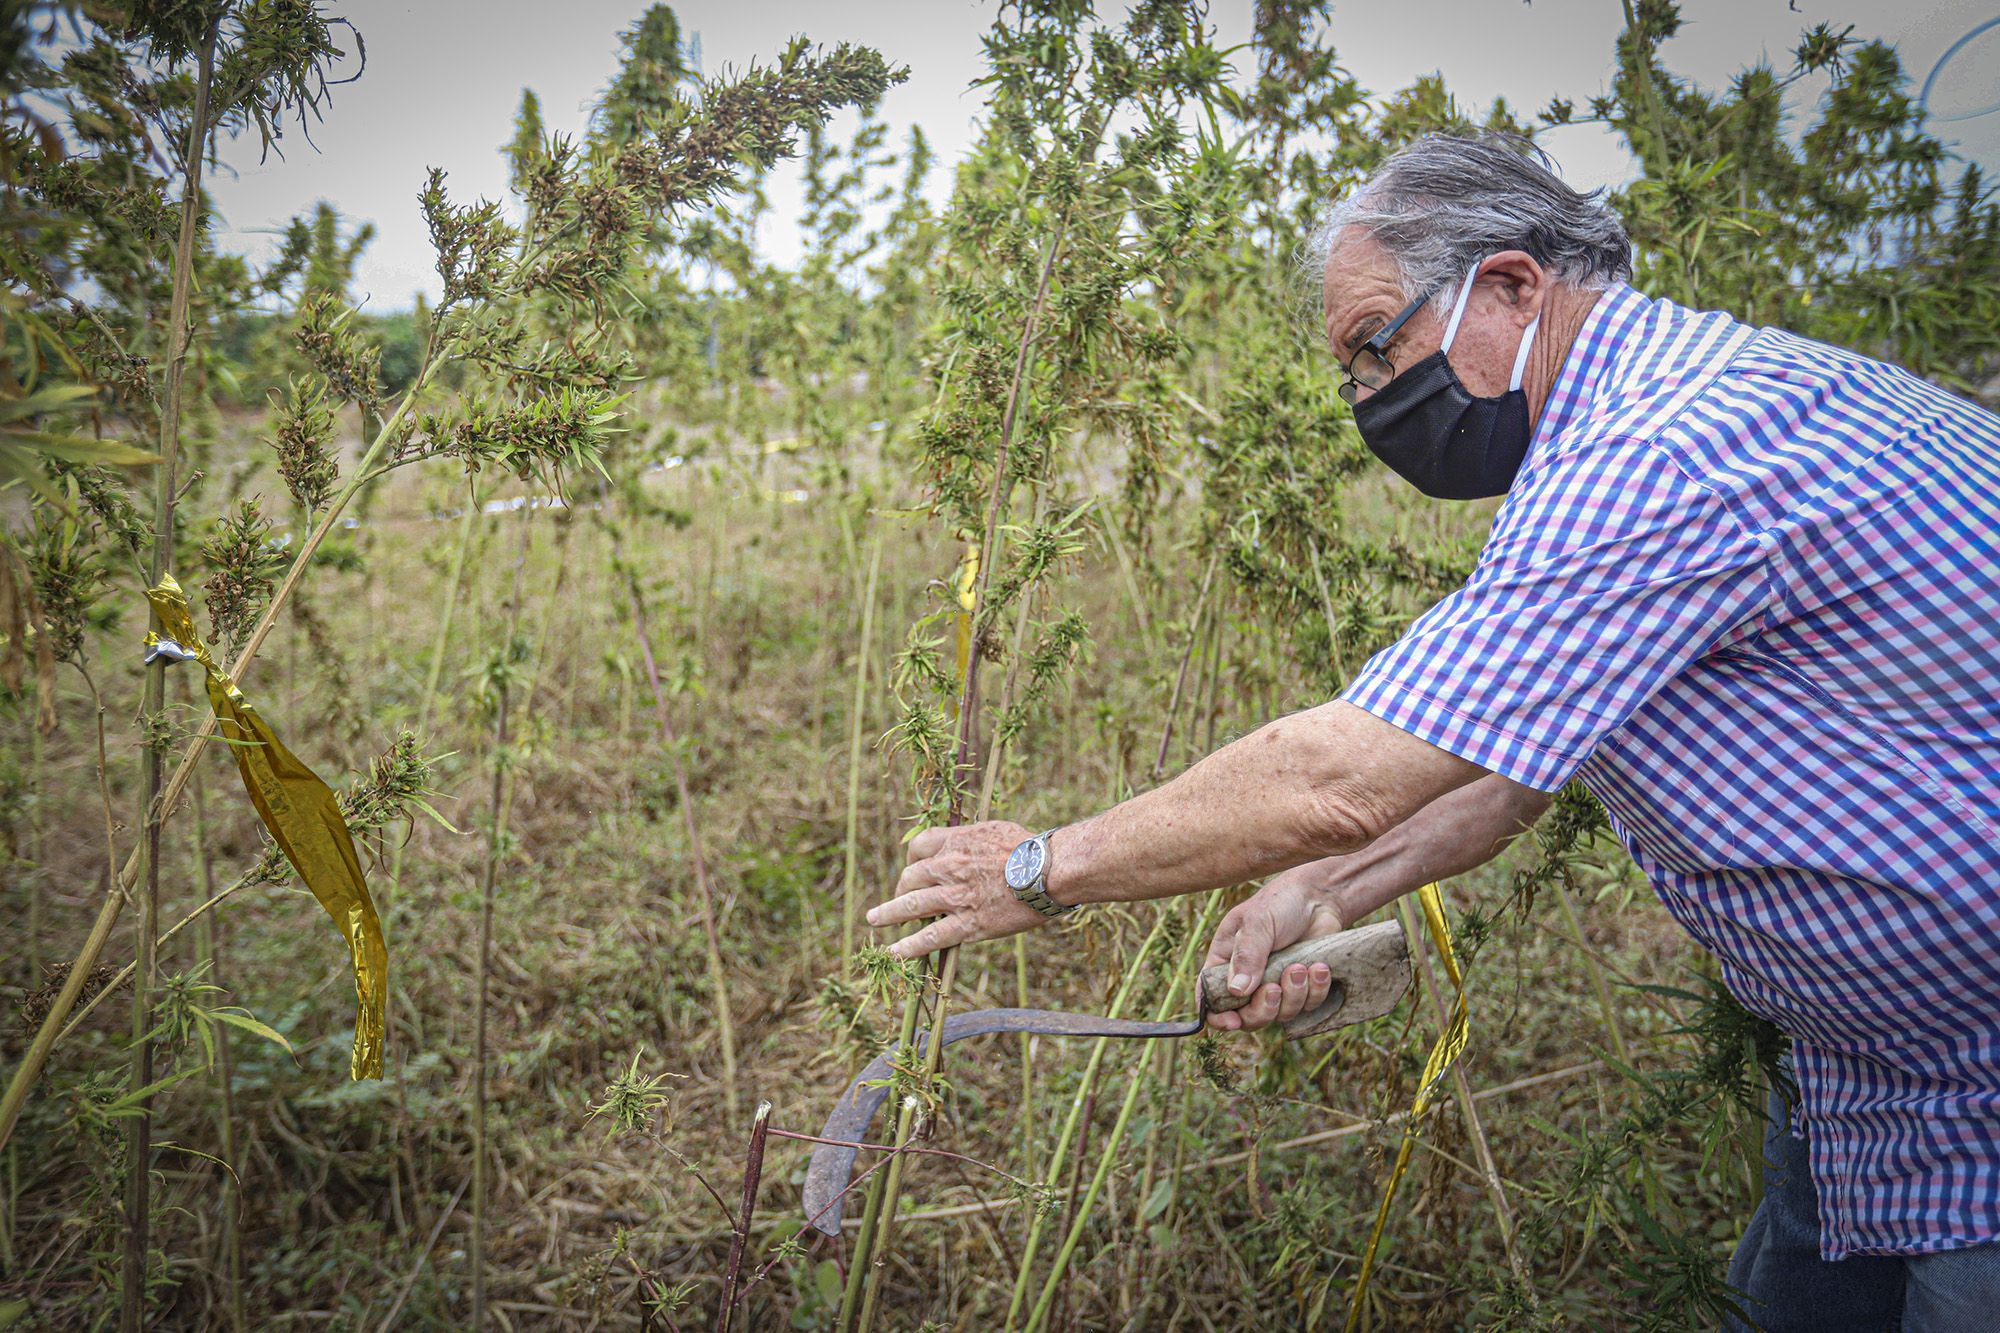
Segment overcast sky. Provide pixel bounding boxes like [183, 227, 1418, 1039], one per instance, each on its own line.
[203, 0, 2000, 313]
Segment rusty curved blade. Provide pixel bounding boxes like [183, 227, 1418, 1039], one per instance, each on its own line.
[802, 1007, 1203, 1236]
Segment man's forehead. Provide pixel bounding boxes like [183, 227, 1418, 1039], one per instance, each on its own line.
[1321, 228, 1401, 324]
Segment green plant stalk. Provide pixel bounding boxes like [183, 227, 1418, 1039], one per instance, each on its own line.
[1162, 1041, 1204, 1303]
[6, 169, 610, 1147]
[1021, 901, 1215, 1333]
[471, 659, 509, 1332]
[856, 213, 1078, 1326]
[1150, 552, 1218, 783]
[55, 868, 251, 1045]
[840, 531, 884, 967]
[1618, 0, 1676, 171]
[1002, 906, 1177, 1330]
[802, 585, 832, 945]
[835, 968, 928, 1332]
[472, 519, 533, 1331]
[382, 478, 485, 905]
[1014, 932, 1033, 1175]
[1124, 626, 1221, 1318]
[27, 717, 43, 981]
[1548, 882, 1667, 1220]
[1122, 1036, 1173, 1309]
[972, 491, 1046, 815]
[853, 551, 1074, 1315]
[970, 489, 1047, 1160]
[624, 566, 739, 1121]
[1097, 510, 1157, 657]
[1, 1135, 13, 1273]
[852, 946, 962, 1333]
[1394, 893, 1533, 1301]
[123, 21, 218, 1328]
[1550, 885, 1630, 1066]
[1048, 1085, 1097, 1333]
[188, 773, 246, 1333]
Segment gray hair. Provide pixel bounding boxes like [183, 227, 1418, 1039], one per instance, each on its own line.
[1305, 132, 1633, 312]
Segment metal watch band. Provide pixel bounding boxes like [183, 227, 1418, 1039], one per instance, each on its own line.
[1017, 827, 1080, 918]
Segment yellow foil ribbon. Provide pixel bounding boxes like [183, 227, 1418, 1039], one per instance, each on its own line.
[146, 574, 387, 1079]
[1344, 881, 1468, 1331]
[950, 542, 980, 699]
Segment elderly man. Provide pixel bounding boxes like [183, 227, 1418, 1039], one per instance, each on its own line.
[865, 133, 2000, 1327]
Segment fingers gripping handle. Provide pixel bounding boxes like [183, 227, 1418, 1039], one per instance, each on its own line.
[1198, 920, 1412, 1038]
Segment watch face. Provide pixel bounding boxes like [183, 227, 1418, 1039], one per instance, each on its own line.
[1005, 838, 1045, 890]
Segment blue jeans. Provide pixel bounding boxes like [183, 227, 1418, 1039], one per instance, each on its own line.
[1724, 1089, 2000, 1331]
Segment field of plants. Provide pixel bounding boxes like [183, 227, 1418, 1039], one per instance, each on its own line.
[3, 2, 1997, 1329]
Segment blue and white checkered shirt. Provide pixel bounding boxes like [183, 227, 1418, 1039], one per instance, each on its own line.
[1342, 282, 2000, 1258]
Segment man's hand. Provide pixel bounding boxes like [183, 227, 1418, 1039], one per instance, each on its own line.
[864, 821, 1050, 961]
[1204, 865, 1345, 1034]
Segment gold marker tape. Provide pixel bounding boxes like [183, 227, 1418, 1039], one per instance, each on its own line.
[1344, 881, 1467, 1332]
[950, 542, 979, 703]
[145, 575, 387, 1079]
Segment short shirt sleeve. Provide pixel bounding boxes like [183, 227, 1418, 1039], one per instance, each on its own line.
[1339, 437, 1775, 792]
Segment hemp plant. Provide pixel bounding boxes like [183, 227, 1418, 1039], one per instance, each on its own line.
[0, 6, 359, 1325]
[846, 4, 1247, 1326]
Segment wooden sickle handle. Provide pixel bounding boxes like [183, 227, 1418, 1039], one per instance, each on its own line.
[1197, 919, 1412, 1038]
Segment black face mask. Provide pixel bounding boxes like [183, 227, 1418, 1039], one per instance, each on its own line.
[1351, 263, 1540, 501]
[1351, 353, 1534, 500]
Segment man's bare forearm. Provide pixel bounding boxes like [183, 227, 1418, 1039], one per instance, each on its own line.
[1045, 700, 1483, 908]
[1297, 774, 1551, 926]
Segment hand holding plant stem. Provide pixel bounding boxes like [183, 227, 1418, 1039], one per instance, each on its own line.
[864, 820, 1049, 958]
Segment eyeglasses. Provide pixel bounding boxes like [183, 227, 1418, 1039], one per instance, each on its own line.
[1337, 286, 1440, 405]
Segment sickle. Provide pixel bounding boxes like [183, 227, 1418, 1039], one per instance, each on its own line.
[802, 920, 1410, 1235]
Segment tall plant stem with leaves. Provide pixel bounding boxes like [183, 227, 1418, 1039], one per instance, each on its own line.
[471, 515, 534, 1328]
[1020, 901, 1217, 1333]
[3, 159, 638, 1146]
[972, 490, 1047, 1154]
[470, 674, 505, 1331]
[1000, 906, 1177, 1329]
[188, 771, 246, 1333]
[1617, 0, 1677, 169]
[622, 561, 739, 1121]
[834, 958, 927, 1332]
[384, 480, 486, 903]
[848, 219, 1072, 1333]
[1551, 885, 1631, 1068]
[1151, 552, 1219, 783]
[840, 530, 884, 966]
[954, 219, 1068, 791]
[122, 19, 219, 1328]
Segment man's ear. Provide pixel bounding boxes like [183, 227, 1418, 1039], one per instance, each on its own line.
[1481, 250, 1547, 323]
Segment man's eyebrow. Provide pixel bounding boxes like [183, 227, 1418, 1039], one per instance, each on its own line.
[1338, 316, 1380, 353]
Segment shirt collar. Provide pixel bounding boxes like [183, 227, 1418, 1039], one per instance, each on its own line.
[1531, 281, 1652, 451]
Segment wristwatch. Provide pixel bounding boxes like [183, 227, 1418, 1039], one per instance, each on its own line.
[1005, 828, 1079, 918]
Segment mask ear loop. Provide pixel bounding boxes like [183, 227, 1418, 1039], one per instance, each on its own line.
[1508, 315, 1541, 392]
[1438, 259, 1483, 353]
